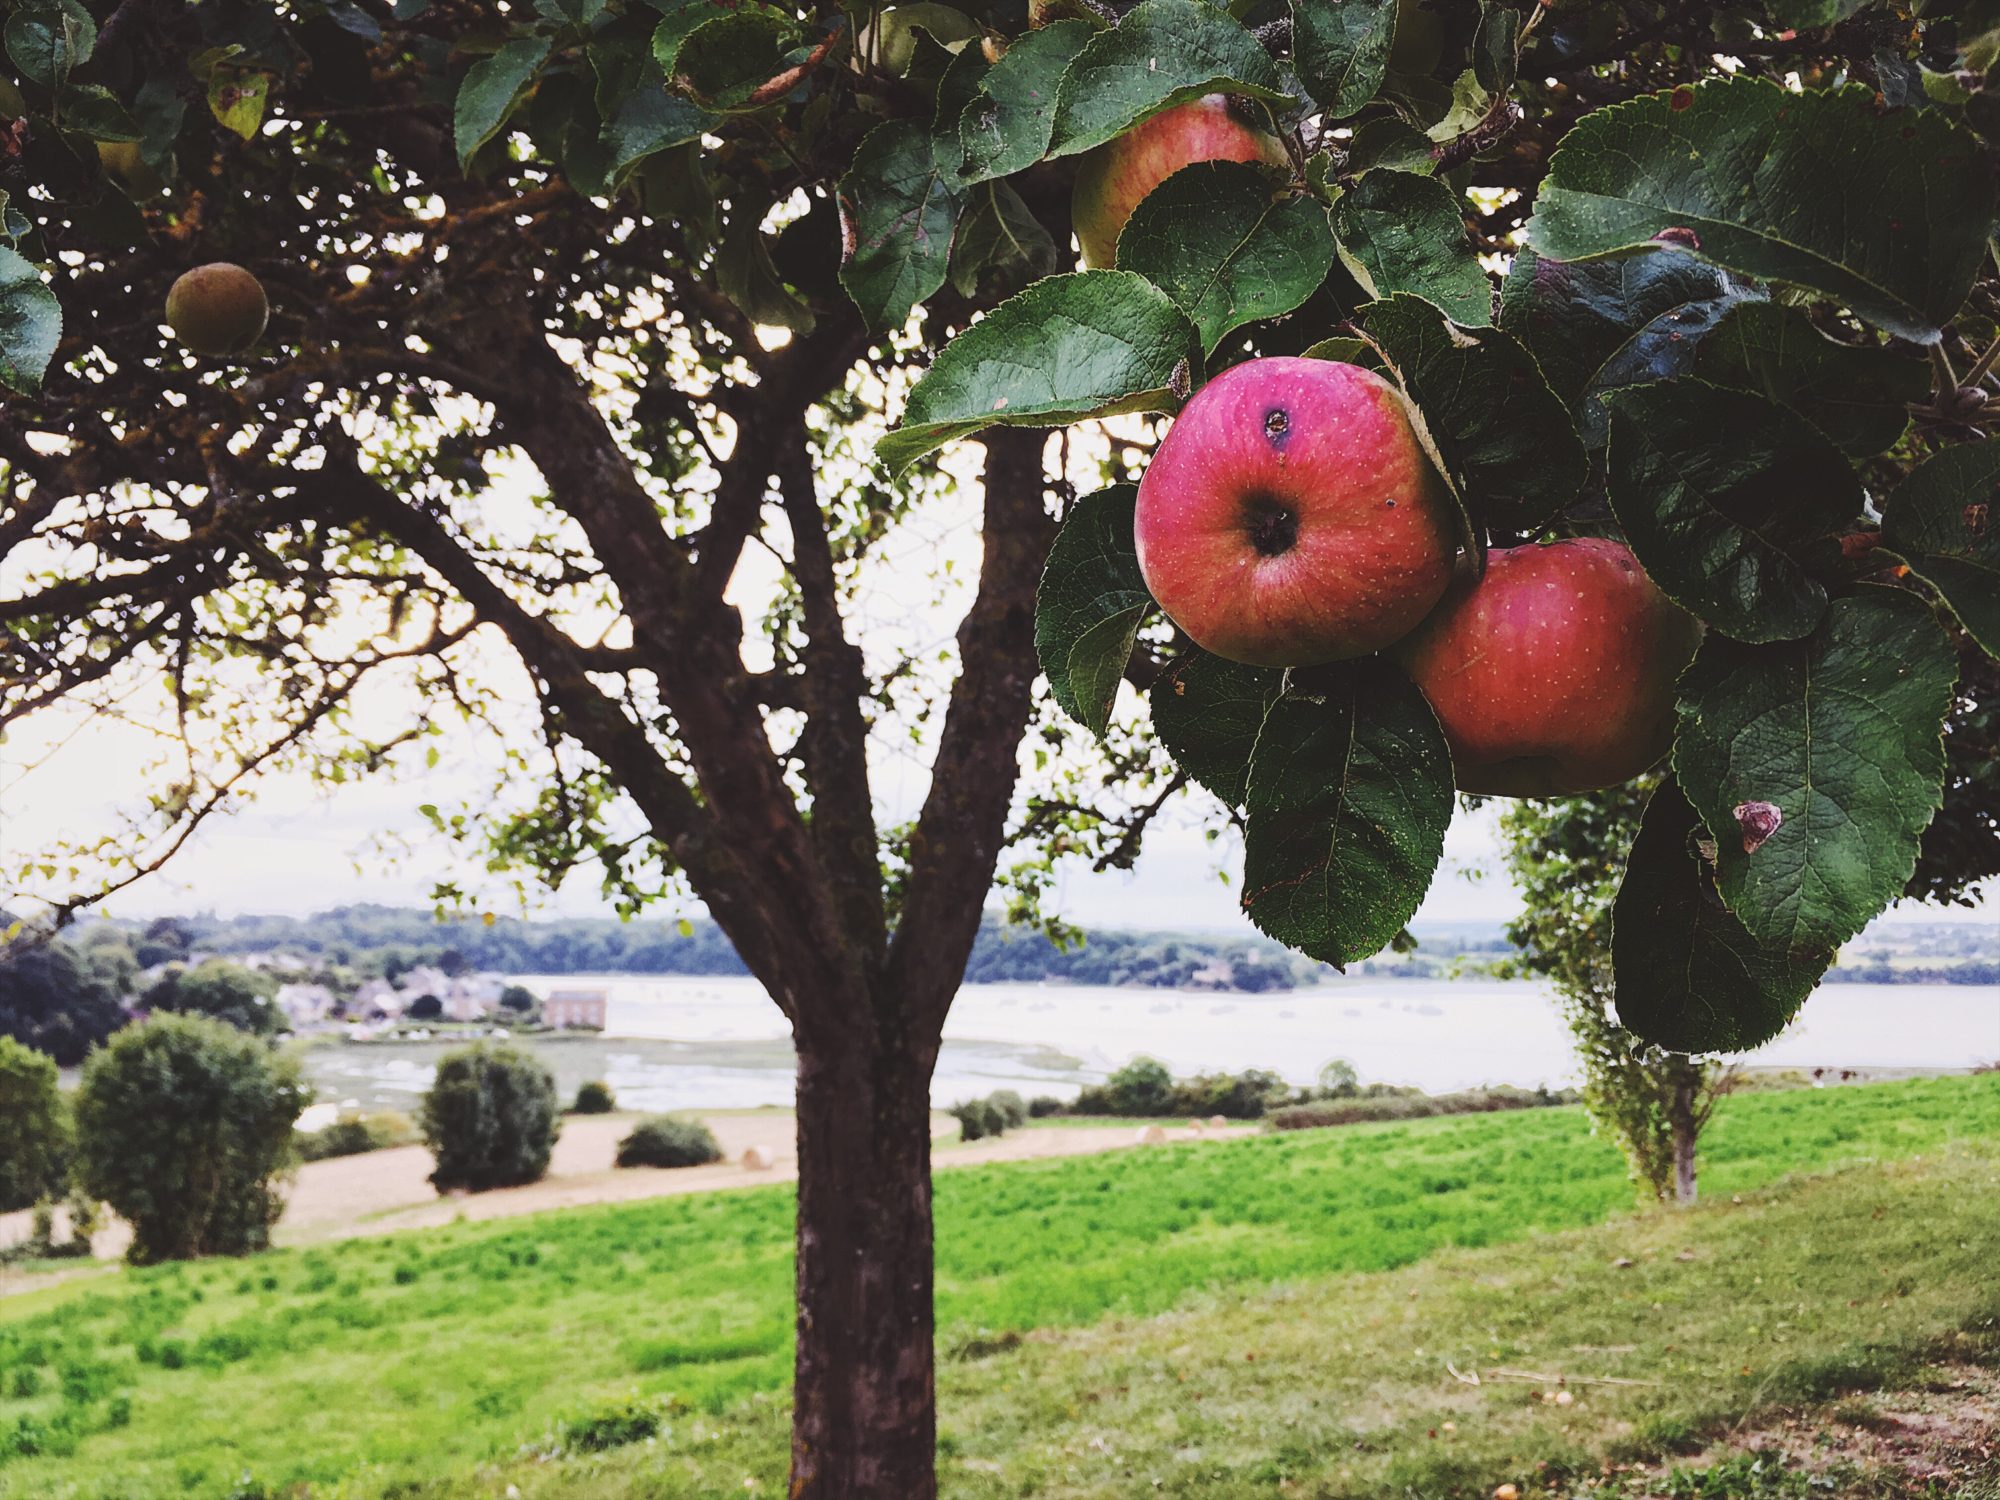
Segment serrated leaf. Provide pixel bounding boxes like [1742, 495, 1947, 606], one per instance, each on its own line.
[0, 246, 60, 394]
[1035, 486, 1153, 737]
[455, 36, 554, 167]
[838, 119, 968, 336]
[1363, 292, 1586, 532]
[1149, 650, 1284, 808]
[591, 29, 714, 179]
[1604, 379, 1860, 643]
[5, 0, 92, 90]
[1673, 585, 1958, 954]
[1528, 78, 1994, 344]
[651, 0, 713, 77]
[949, 179, 1058, 301]
[1045, 0, 1293, 160]
[880, 270, 1198, 475]
[957, 19, 1095, 183]
[1881, 442, 2000, 656]
[1612, 778, 1832, 1053]
[1290, 0, 1394, 116]
[673, 12, 796, 109]
[1239, 660, 1453, 966]
[1690, 301, 1926, 459]
[1335, 170, 1490, 328]
[1117, 161, 1334, 353]
[1343, 116, 1435, 175]
[1499, 247, 1743, 430]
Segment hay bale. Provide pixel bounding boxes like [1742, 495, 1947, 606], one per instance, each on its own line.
[1208, 1114, 1229, 1129]
[1187, 1118, 1206, 1134]
[740, 1145, 776, 1170]
[1135, 1124, 1167, 1146]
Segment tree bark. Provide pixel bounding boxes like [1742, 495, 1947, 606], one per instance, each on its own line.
[789, 1013, 942, 1499]
[1668, 1066, 1699, 1207]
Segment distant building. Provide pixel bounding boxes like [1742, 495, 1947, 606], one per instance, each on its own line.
[543, 988, 607, 1029]
[275, 982, 336, 1024]
[352, 978, 403, 1019]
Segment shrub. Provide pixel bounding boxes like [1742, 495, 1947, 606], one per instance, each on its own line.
[987, 1089, 1027, 1127]
[1026, 1095, 1064, 1118]
[1170, 1068, 1290, 1119]
[950, 1098, 1007, 1142]
[499, 984, 537, 1013]
[141, 960, 282, 1035]
[1072, 1056, 1174, 1116]
[420, 1044, 560, 1192]
[572, 1080, 616, 1114]
[614, 1116, 721, 1168]
[406, 994, 443, 1021]
[72, 1014, 307, 1261]
[1267, 1085, 1579, 1132]
[0, 1035, 69, 1212]
[297, 1110, 417, 1162]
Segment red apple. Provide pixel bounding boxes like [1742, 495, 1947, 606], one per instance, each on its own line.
[1071, 95, 1289, 270]
[1393, 538, 1702, 796]
[1134, 356, 1459, 667]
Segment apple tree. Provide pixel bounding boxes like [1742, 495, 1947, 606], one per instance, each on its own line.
[2, 0, 1999, 1494]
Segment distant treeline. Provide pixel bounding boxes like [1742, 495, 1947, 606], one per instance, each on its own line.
[1823, 961, 2000, 985]
[130, 907, 1334, 993]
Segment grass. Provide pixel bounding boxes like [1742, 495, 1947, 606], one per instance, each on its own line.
[0, 1074, 1995, 1498]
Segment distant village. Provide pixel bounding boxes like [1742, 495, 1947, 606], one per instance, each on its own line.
[251, 957, 608, 1036]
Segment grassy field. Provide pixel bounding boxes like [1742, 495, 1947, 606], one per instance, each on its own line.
[0, 1074, 1995, 1498]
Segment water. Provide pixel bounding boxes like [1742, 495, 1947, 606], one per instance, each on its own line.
[297, 976, 1999, 1115]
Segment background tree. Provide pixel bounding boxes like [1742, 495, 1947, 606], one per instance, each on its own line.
[1501, 785, 1726, 1205]
[0, 1034, 70, 1212]
[421, 1043, 561, 1193]
[72, 1014, 307, 1262]
[4, 2, 1999, 1494]
[141, 958, 283, 1035]
[0, 929, 127, 1066]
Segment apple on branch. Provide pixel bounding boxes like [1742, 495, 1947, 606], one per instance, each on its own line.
[1394, 538, 1702, 796]
[1134, 357, 1459, 667]
[165, 263, 269, 357]
[1071, 95, 1288, 270]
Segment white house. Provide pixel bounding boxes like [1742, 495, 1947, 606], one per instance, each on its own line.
[351, 978, 403, 1019]
[274, 982, 336, 1024]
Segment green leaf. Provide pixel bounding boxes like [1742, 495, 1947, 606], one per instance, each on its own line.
[59, 83, 140, 141]
[1035, 486, 1153, 737]
[673, 11, 796, 109]
[1342, 117, 1435, 176]
[1045, 0, 1292, 160]
[880, 270, 1198, 475]
[1603, 379, 1860, 643]
[1673, 585, 1958, 954]
[1117, 161, 1334, 353]
[1690, 301, 1926, 459]
[957, 19, 1096, 184]
[717, 206, 816, 333]
[1290, 0, 1394, 116]
[455, 37, 554, 167]
[1611, 778, 1832, 1053]
[5, 0, 93, 90]
[1334, 170, 1490, 328]
[1881, 442, 2000, 656]
[949, 180, 1058, 301]
[1149, 650, 1283, 808]
[0, 246, 60, 395]
[1499, 247, 1750, 446]
[591, 29, 714, 180]
[1363, 293, 1586, 532]
[1473, 2, 1520, 96]
[1239, 660, 1454, 966]
[207, 67, 272, 141]
[1528, 78, 1995, 344]
[837, 119, 969, 336]
[1765, 0, 1870, 24]
[650, 0, 714, 77]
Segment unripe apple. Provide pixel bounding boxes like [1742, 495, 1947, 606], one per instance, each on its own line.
[1393, 538, 1702, 797]
[1071, 95, 1289, 270]
[1134, 356, 1459, 668]
[165, 263, 268, 357]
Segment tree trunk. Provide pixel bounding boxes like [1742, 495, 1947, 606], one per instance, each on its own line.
[1668, 1068, 1699, 1207]
[789, 1018, 941, 1499]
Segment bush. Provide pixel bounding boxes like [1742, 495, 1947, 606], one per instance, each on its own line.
[0, 932, 127, 1066]
[297, 1110, 417, 1162]
[420, 1044, 560, 1192]
[1267, 1085, 1579, 1132]
[141, 960, 282, 1035]
[499, 984, 537, 1013]
[406, 994, 443, 1021]
[987, 1089, 1027, 1127]
[950, 1098, 1005, 1142]
[1072, 1056, 1174, 1116]
[0, 1035, 69, 1211]
[1170, 1068, 1290, 1119]
[72, 1014, 307, 1262]
[1027, 1095, 1064, 1118]
[614, 1116, 721, 1168]
[571, 1080, 616, 1114]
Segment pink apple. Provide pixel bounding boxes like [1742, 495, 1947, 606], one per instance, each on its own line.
[1393, 538, 1702, 796]
[1071, 95, 1289, 270]
[1134, 356, 1459, 667]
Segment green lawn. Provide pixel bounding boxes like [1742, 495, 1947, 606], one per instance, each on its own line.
[1, 1074, 1996, 1498]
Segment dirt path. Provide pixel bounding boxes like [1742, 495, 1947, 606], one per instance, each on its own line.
[0, 1114, 1250, 1270]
